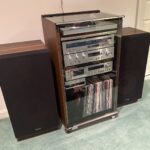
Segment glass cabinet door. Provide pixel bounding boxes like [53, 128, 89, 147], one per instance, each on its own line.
[66, 85, 86, 125]
[66, 77, 114, 126]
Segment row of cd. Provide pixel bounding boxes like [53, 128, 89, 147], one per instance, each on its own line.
[83, 78, 113, 117]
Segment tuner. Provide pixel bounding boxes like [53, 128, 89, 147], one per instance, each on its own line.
[65, 61, 113, 81]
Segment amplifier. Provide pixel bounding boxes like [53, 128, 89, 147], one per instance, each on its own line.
[64, 47, 114, 67]
[65, 61, 113, 81]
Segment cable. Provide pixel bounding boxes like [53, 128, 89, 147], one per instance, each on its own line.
[60, 0, 64, 13]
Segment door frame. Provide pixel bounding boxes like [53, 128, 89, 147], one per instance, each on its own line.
[136, 0, 145, 29]
[136, 0, 150, 76]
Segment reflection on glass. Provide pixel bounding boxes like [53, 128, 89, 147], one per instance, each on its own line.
[66, 78, 113, 125]
[66, 85, 85, 124]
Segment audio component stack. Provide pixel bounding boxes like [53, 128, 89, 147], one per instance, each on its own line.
[42, 10, 123, 132]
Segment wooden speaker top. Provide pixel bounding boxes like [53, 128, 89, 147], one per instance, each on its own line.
[117, 27, 150, 37]
[0, 40, 46, 56]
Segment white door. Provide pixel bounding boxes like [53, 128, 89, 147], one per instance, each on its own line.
[0, 87, 8, 119]
[137, 0, 150, 75]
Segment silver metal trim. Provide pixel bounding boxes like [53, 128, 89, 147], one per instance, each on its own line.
[66, 111, 118, 131]
[65, 83, 86, 90]
[61, 30, 117, 41]
[47, 15, 125, 26]
[60, 22, 117, 36]
[65, 78, 85, 86]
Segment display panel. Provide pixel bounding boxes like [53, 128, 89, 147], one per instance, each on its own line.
[88, 52, 100, 57]
[73, 69, 84, 76]
[88, 64, 104, 71]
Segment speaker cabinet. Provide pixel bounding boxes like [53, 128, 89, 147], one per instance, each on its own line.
[0, 40, 61, 140]
[116, 27, 150, 106]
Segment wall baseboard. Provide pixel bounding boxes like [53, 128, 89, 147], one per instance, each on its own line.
[145, 75, 150, 80]
[0, 109, 9, 119]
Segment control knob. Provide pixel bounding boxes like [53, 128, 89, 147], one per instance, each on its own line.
[105, 49, 111, 56]
[107, 39, 113, 44]
[68, 54, 72, 60]
[82, 52, 86, 57]
[105, 63, 111, 67]
[100, 50, 105, 55]
[75, 54, 79, 59]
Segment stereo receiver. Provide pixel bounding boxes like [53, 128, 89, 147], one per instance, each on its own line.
[64, 47, 114, 67]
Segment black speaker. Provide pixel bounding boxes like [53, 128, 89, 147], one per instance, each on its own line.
[116, 27, 150, 106]
[0, 40, 61, 140]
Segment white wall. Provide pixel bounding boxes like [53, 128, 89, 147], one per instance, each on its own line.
[0, 0, 138, 44]
[0, 0, 61, 44]
[0, 0, 138, 119]
[64, 0, 138, 27]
